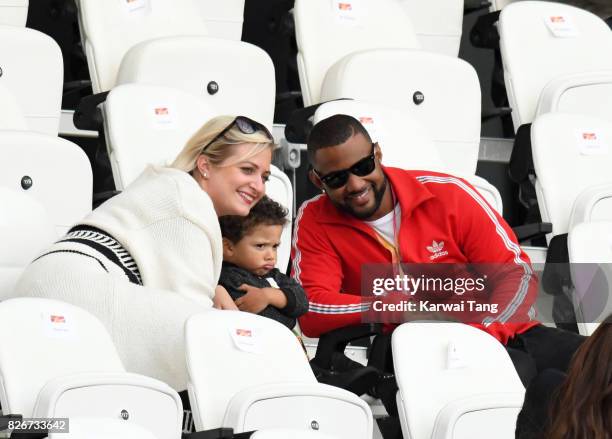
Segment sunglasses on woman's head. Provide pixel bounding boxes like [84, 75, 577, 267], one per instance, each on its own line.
[313, 143, 377, 189]
[201, 116, 273, 152]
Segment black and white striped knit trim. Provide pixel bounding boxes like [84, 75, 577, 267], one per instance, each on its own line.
[59, 225, 142, 285]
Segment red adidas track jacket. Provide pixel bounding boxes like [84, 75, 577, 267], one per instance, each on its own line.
[291, 168, 539, 344]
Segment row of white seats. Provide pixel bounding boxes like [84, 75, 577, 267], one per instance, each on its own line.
[494, 1, 612, 334]
[0, 5, 273, 136]
[0, 0, 245, 39]
[0, 296, 371, 439]
[531, 112, 612, 335]
[289, 0, 510, 289]
[499, 1, 612, 132]
[1, 0, 484, 205]
[0, 293, 525, 439]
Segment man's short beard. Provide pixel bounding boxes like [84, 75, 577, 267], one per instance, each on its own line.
[333, 175, 388, 220]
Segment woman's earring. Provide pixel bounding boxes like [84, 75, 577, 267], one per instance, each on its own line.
[203, 172, 208, 178]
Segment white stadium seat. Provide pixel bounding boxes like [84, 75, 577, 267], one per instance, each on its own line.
[313, 100, 503, 214]
[532, 113, 612, 333]
[115, 37, 275, 132]
[185, 310, 373, 438]
[392, 322, 524, 439]
[319, 50, 482, 176]
[102, 84, 217, 190]
[76, 0, 209, 93]
[0, 297, 183, 439]
[77, 0, 275, 128]
[294, 0, 420, 106]
[499, 1, 612, 131]
[0, 0, 28, 26]
[0, 187, 56, 299]
[0, 131, 92, 236]
[398, 0, 463, 56]
[0, 25, 63, 135]
[314, 100, 443, 171]
[531, 113, 612, 239]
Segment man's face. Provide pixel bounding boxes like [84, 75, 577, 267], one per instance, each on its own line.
[310, 132, 387, 220]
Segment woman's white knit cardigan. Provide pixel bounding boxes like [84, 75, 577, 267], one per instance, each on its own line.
[14, 166, 223, 390]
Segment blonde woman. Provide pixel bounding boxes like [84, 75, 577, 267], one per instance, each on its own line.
[14, 115, 275, 390]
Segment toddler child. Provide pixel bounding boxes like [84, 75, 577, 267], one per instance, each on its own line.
[217, 196, 308, 329]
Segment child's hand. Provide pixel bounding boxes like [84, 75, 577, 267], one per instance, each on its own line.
[235, 284, 289, 314]
[213, 285, 238, 310]
[235, 284, 272, 314]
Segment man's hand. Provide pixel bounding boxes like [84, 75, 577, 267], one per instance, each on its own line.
[235, 284, 288, 314]
[213, 285, 238, 310]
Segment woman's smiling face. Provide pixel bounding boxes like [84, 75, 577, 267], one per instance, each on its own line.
[201, 143, 272, 217]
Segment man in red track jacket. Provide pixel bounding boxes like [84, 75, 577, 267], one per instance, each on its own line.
[291, 114, 584, 384]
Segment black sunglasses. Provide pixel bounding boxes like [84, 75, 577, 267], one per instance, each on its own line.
[201, 116, 273, 152]
[313, 143, 377, 189]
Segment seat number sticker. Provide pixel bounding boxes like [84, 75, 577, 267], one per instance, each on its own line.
[332, 0, 362, 26]
[230, 327, 261, 353]
[577, 130, 609, 155]
[544, 14, 579, 38]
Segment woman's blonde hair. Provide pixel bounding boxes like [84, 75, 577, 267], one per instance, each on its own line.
[171, 115, 276, 172]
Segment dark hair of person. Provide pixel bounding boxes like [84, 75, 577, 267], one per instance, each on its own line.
[306, 114, 372, 164]
[547, 314, 612, 439]
[219, 195, 288, 243]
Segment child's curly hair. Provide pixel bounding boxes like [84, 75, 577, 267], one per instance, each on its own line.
[220, 195, 288, 243]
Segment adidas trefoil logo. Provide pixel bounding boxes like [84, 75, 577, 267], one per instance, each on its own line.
[427, 240, 448, 260]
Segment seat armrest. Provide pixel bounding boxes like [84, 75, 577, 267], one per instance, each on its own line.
[311, 324, 382, 369]
[74, 91, 110, 131]
[481, 106, 512, 122]
[469, 11, 501, 49]
[512, 222, 552, 242]
[184, 428, 237, 439]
